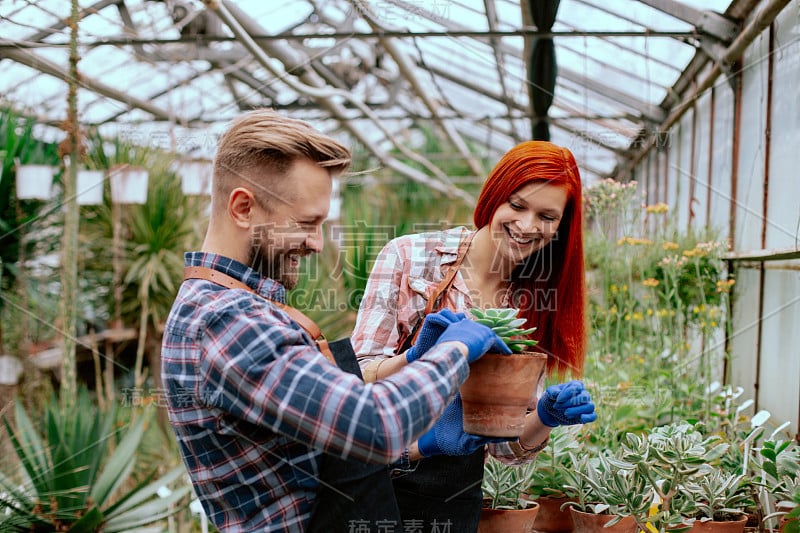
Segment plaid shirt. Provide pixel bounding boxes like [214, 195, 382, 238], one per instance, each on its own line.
[162, 252, 469, 531]
[352, 227, 544, 465]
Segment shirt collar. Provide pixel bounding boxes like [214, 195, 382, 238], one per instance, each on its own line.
[434, 226, 472, 266]
[184, 251, 287, 303]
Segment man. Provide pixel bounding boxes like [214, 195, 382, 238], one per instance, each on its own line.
[161, 109, 508, 531]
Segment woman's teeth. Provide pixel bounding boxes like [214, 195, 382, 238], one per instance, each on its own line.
[506, 226, 533, 244]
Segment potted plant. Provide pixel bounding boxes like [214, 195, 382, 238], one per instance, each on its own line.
[561, 451, 647, 533]
[526, 428, 581, 533]
[460, 307, 546, 437]
[109, 163, 149, 204]
[615, 422, 733, 533]
[678, 471, 752, 533]
[479, 456, 540, 532]
[76, 168, 105, 205]
[15, 162, 55, 200]
[759, 439, 800, 532]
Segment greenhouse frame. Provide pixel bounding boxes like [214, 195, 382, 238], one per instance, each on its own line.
[0, 0, 799, 531]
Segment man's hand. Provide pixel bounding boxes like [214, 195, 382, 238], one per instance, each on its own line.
[435, 319, 511, 363]
[406, 309, 466, 363]
[537, 380, 597, 427]
[417, 394, 508, 457]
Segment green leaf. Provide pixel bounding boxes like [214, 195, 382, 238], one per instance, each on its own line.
[103, 485, 191, 532]
[90, 411, 149, 505]
[66, 507, 104, 533]
[104, 465, 185, 518]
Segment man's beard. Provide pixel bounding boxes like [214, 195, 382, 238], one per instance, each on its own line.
[248, 249, 301, 290]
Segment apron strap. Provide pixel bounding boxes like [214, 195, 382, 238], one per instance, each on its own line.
[183, 266, 335, 363]
[396, 230, 475, 354]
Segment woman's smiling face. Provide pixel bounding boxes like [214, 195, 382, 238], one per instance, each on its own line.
[488, 180, 569, 268]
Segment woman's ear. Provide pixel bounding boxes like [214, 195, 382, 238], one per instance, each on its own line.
[228, 187, 256, 229]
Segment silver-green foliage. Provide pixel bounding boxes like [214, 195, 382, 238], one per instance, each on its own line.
[469, 307, 537, 353]
[482, 456, 538, 510]
[0, 389, 191, 531]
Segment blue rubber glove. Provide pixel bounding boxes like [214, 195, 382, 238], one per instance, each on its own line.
[406, 309, 467, 363]
[537, 380, 597, 427]
[418, 394, 508, 457]
[435, 319, 512, 363]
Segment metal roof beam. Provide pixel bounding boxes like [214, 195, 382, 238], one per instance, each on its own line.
[637, 0, 739, 42]
[24, 0, 122, 43]
[615, 0, 790, 181]
[416, 60, 627, 156]
[558, 68, 666, 123]
[203, 0, 474, 205]
[483, 0, 522, 144]
[351, 4, 485, 177]
[376, 0, 665, 128]
[0, 46, 177, 123]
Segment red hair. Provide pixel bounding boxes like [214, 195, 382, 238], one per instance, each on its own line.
[474, 141, 586, 377]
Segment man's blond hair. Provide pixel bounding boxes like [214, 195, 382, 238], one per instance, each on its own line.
[212, 108, 351, 212]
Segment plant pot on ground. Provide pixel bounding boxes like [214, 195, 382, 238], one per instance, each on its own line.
[526, 428, 582, 533]
[569, 509, 638, 533]
[461, 308, 546, 437]
[677, 470, 753, 533]
[560, 451, 651, 533]
[480, 457, 541, 532]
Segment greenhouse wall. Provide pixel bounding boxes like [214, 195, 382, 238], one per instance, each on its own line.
[633, 2, 800, 437]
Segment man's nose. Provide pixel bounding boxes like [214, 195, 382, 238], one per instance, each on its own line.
[306, 225, 324, 253]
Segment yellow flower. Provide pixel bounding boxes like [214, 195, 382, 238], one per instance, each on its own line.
[642, 278, 659, 287]
[662, 242, 679, 250]
[617, 236, 653, 246]
[645, 202, 669, 214]
[647, 308, 654, 316]
[716, 279, 736, 293]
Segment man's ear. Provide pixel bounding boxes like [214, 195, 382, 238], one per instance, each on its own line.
[228, 187, 256, 229]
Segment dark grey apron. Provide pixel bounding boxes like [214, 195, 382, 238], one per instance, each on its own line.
[392, 443, 484, 532]
[307, 337, 403, 532]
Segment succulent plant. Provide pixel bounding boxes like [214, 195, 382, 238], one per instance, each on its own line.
[469, 307, 538, 353]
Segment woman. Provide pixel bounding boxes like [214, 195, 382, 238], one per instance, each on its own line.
[351, 140, 596, 532]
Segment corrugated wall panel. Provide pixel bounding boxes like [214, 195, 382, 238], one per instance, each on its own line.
[758, 269, 800, 427]
[692, 91, 712, 231]
[734, 32, 768, 251]
[766, 2, 800, 250]
[667, 127, 680, 210]
[729, 268, 761, 403]
[676, 111, 694, 231]
[709, 82, 735, 238]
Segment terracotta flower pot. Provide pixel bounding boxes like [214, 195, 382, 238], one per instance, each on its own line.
[569, 508, 637, 533]
[533, 496, 575, 533]
[479, 502, 540, 533]
[460, 351, 547, 437]
[688, 517, 748, 533]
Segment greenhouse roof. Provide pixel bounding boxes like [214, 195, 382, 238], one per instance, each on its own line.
[0, 0, 748, 187]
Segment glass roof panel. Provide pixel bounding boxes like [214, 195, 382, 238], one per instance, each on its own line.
[0, 0, 740, 184]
